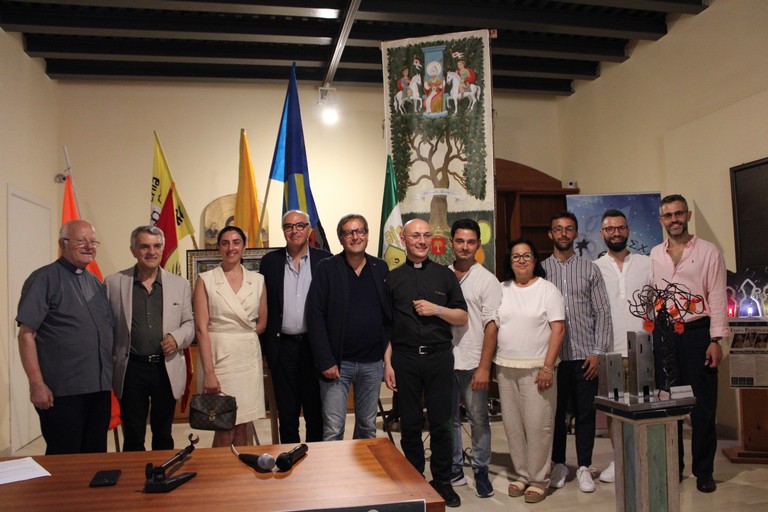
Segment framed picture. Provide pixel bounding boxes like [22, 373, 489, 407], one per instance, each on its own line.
[186, 248, 274, 288]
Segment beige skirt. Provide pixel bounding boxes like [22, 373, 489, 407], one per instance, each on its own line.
[209, 330, 265, 424]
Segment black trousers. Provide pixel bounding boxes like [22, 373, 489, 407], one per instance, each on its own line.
[37, 390, 111, 455]
[391, 349, 454, 482]
[653, 322, 718, 479]
[552, 359, 598, 467]
[271, 334, 323, 443]
[119, 359, 177, 451]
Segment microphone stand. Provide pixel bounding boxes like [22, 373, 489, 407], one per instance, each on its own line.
[143, 434, 199, 493]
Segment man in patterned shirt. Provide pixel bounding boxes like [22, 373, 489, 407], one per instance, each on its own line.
[542, 211, 612, 493]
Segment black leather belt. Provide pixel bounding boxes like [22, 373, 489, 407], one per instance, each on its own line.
[393, 342, 452, 355]
[280, 333, 308, 342]
[129, 353, 163, 364]
[685, 317, 711, 330]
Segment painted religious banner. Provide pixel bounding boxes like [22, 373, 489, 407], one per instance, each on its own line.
[381, 29, 495, 271]
[566, 193, 663, 260]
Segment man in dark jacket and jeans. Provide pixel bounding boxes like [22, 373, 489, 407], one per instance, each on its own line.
[307, 214, 391, 440]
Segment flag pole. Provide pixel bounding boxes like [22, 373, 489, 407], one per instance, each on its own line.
[256, 179, 273, 246]
[62, 146, 81, 208]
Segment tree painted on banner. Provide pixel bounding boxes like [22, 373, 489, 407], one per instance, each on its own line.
[387, 36, 487, 261]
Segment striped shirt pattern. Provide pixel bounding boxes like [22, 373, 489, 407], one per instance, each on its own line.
[542, 254, 612, 361]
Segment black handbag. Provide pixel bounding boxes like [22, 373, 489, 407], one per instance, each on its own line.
[189, 393, 237, 431]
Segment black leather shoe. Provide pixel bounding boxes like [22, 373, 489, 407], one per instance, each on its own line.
[696, 476, 717, 493]
[430, 479, 461, 508]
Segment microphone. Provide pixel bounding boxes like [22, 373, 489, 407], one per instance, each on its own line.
[230, 445, 276, 472]
[275, 443, 308, 471]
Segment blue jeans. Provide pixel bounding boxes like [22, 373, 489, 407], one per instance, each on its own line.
[452, 369, 491, 471]
[319, 360, 383, 441]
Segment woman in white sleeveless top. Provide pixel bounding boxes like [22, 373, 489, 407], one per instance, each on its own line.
[193, 226, 267, 447]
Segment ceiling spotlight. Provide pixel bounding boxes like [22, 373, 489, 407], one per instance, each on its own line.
[318, 86, 339, 125]
[322, 107, 339, 125]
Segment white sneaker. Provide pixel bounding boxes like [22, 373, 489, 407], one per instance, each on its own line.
[577, 466, 596, 493]
[550, 463, 569, 488]
[599, 461, 615, 483]
[450, 470, 467, 487]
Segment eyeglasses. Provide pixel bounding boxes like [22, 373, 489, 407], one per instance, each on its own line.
[282, 222, 310, 232]
[511, 253, 533, 262]
[405, 232, 432, 241]
[550, 226, 575, 234]
[63, 238, 101, 247]
[660, 210, 688, 220]
[341, 228, 368, 238]
[602, 225, 628, 235]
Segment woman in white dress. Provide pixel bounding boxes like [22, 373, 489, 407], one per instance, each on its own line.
[193, 226, 267, 447]
[496, 239, 565, 504]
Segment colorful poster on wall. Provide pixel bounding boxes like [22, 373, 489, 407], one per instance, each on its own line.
[381, 29, 495, 271]
[566, 193, 663, 260]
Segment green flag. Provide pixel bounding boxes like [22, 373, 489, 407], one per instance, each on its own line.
[378, 155, 405, 269]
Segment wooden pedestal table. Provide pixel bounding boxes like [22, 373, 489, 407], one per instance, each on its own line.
[722, 388, 768, 464]
[0, 438, 443, 512]
[595, 395, 695, 512]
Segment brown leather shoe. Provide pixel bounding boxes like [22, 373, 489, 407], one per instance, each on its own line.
[696, 476, 717, 493]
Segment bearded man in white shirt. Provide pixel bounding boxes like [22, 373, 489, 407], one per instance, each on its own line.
[594, 209, 651, 484]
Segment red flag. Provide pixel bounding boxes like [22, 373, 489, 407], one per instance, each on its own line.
[156, 184, 179, 268]
[61, 175, 79, 226]
[154, 184, 195, 411]
[109, 391, 121, 431]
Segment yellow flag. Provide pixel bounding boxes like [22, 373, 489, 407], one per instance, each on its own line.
[150, 131, 194, 244]
[235, 129, 262, 248]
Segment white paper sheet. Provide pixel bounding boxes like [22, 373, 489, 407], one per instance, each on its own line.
[0, 457, 51, 485]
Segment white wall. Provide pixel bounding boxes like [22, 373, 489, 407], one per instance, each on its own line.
[0, 31, 59, 455]
[493, 92, 562, 178]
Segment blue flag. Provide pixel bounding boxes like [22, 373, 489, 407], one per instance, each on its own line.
[268, 64, 329, 250]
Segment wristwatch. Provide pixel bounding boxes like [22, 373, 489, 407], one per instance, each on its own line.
[710, 338, 721, 345]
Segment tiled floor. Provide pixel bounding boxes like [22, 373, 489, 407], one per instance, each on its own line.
[14, 402, 768, 511]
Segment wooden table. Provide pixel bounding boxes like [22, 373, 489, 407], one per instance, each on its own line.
[0, 438, 443, 512]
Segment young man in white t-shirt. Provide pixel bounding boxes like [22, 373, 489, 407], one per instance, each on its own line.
[448, 219, 502, 499]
